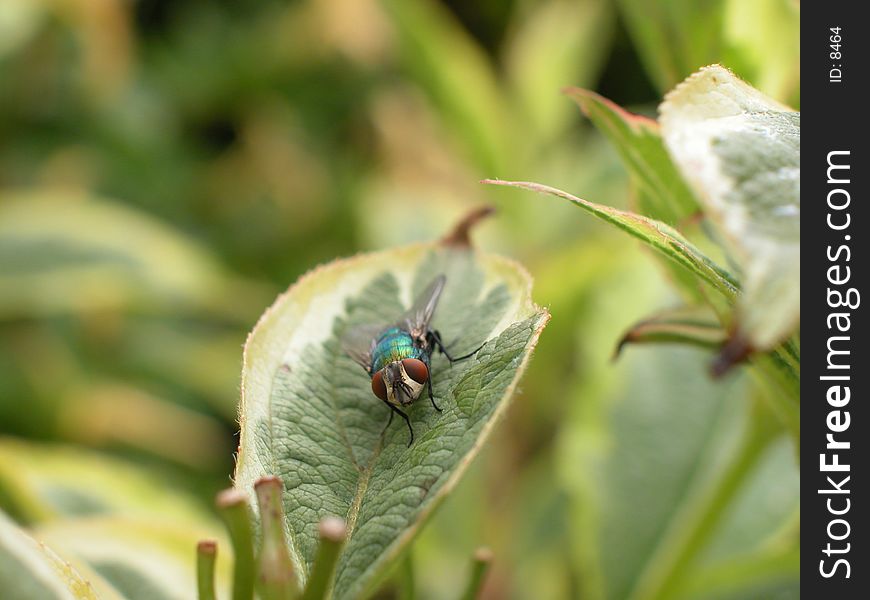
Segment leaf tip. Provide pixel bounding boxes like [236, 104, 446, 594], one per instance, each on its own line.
[197, 539, 218, 555]
[612, 336, 630, 361]
[561, 86, 593, 113]
[563, 86, 659, 129]
[440, 205, 496, 249]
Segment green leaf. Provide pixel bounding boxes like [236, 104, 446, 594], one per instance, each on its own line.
[482, 179, 738, 298]
[562, 347, 798, 600]
[625, 396, 789, 600]
[595, 348, 744, 600]
[234, 243, 548, 599]
[380, 0, 515, 173]
[724, 0, 801, 105]
[0, 437, 214, 527]
[0, 0, 44, 58]
[659, 65, 800, 350]
[0, 509, 99, 600]
[615, 0, 727, 93]
[676, 543, 799, 600]
[0, 444, 233, 599]
[0, 190, 264, 322]
[36, 517, 232, 600]
[505, 0, 614, 145]
[565, 88, 699, 224]
[616, 305, 727, 356]
[549, 247, 797, 600]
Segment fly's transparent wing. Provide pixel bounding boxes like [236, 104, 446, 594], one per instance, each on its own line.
[341, 323, 384, 373]
[400, 274, 446, 338]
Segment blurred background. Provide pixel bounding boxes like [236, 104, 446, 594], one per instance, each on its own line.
[0, 0, 799, 598]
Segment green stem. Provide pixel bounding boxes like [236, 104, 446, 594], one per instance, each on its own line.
[628, 402, 778, 600]
[460, 547, 493, 600]
[673, 545, 799, 600]
[196, 540, 218, 600]
[301, 518, 347, 600]
[398, 551, 416, 600]
[254, 477, 298, 600]
[217, 489, 257, 600]
[677, 505, 800, 599]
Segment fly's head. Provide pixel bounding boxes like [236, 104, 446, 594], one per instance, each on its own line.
[371, 358, 429, 406]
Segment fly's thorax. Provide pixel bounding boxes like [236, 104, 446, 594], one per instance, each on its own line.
[370, 328, 426, 373]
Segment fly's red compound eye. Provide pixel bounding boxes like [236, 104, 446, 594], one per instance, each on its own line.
[371, 370, 387, 400]
[402, 358, 429, 384]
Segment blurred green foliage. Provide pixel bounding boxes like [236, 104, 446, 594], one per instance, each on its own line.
[0, 0, 798, 598]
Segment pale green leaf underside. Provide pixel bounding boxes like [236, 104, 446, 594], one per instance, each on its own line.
[659, 65, 800, 349]
[0, 510, 98, 600]
[235, 243, 547, 599]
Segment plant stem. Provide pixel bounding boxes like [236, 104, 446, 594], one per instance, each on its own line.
[460, 547, 493, 600]
[398, 551, 416, 600]
[301, 517, 347, 600]
[255, 476, 298, 600]
[628, 400, 778, 600]
[217, 489, 257, 600]
[197, 540, 218, 600]
[674, 545, 799, 599]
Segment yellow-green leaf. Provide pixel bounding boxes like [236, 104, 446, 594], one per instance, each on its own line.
[36, 517, 232, 600]
[0, 190, 262, 322]
[506, 0, 614, 145]
[0, 437, 214, 528]
[0, 510, 99, 600]
[615, 0, 727, 93]
[380, 0, 514, 173]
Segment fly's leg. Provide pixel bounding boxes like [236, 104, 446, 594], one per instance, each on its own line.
[423, 329, 483, 416]
[380, 399, 414, 447]
[428, 330, 484, 363]
[427, 377, 442, 412]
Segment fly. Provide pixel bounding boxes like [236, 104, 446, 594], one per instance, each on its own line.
[343, 275, 481, 446]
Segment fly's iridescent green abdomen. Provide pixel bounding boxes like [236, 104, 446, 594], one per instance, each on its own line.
[370, 327, 428, 375]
